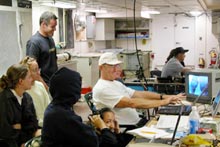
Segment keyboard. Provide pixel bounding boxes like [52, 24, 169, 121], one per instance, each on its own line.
[158, 105, 192, 115]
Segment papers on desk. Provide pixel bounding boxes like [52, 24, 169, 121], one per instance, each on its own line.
[127, 115, 190, 140]
[126, 126, 170, 139]
[156, 115, 189, 131]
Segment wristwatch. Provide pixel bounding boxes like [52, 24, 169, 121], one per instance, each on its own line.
[160, 94, 164, 100]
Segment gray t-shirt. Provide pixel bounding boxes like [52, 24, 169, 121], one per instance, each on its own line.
[161, 57, 184, 77]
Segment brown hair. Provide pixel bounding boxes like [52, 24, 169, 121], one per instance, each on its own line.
[0, 64, 29, 89]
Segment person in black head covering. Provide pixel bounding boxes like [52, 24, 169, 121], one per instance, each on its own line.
[166, 48, 185, 67]
[42, 67, 109, 147]
[162, 47, 191, 77]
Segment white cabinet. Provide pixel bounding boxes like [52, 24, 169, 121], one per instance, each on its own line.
[95, 19, 115, 40]
[115, 19, 150, 39]
[86, 15, 96, 39]
[76, 57, 99, 87]
[58, 60, 77, 71]
[113, 18, 152, 52]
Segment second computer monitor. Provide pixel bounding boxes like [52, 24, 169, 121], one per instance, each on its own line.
[185, 69, 220, 104]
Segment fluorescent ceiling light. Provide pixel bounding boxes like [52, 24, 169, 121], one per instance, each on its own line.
[85, 9, 107, 13]
[189, 11, 202, 17]
[141, 11, 151, 18]
[41, 1, 76, 9]
[142, 10, 160, 14]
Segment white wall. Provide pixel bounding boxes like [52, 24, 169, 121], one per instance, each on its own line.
[151, 14, 219, 70]
[151, 14, 175, 69]
[32, 3, 59, 44]
[0, 1, 32, 76]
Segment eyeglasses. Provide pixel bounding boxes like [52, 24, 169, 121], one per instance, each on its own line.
[104, 64, 121, 69]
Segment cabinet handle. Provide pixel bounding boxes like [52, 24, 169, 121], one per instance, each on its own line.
[89, 58, 92, 66]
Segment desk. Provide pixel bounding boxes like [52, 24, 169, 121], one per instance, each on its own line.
[127, 142, 172, 147]
[125, 81, 185, 95]
[128, 116, 220, 147]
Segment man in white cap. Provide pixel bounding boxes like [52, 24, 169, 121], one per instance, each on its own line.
[93, 52, 185, 127]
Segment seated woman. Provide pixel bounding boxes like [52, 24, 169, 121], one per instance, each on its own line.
[42, 67, 110, 147]
[20, 56, 51, 128]
[161, 47, 191, 77]
[0, 64, 38, 147]
[89, 107, 133, 147]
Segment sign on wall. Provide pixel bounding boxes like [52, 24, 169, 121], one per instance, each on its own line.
[0, 0, 12, 6]
[17, 0, 32, 8]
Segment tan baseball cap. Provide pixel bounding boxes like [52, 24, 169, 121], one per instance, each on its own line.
[98, 52, 122, 66]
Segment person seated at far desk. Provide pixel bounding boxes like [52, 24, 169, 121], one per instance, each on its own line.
[20, 56, 50, 128]
[161, 47, 191, 78]
[42, 67, 116, 147]
[90, 107, 133, 147]
[93, 52, 185, 128]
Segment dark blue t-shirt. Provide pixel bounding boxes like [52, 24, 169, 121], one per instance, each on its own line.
[26, 31, 58, 85]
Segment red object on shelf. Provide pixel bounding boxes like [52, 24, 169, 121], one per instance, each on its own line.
[81, 87, 92, 94]
[197, 128, 213, 134]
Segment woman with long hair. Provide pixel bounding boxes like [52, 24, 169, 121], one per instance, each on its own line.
[0, 64, 38, 147]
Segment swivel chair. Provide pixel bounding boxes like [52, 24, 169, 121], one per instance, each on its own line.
[84, 92, 99, 114]
[84, 92, 148, 131]
[24, 135, 42, 147]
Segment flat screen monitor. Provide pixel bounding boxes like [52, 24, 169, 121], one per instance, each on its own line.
[212, 90, 220, 116]
[185, 71, 212, 104]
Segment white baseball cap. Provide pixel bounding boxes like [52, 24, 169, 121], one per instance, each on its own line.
[98, 52, 122, 66]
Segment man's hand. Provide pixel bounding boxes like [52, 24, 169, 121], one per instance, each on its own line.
[164, 96, 182, 105]
[177, 93, 186, 99]
[164, 93, 186, 103]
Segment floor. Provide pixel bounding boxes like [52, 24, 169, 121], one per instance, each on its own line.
[73, 100, 92, 122]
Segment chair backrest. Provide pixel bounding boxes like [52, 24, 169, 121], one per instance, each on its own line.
[24, 135, 42, 147]
[84, 92, 98, 114]
[150, 70, 162, 78]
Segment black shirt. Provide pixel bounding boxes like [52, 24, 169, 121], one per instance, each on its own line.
[0, 89, 38, 146]
[26, 31, 58, 85]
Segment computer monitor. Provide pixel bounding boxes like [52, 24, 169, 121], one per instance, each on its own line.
[212, 90, 220, 116]
[185, 69, 220, 104]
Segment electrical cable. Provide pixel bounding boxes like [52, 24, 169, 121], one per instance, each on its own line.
[133, 0, 148, 87]
[125, 0, 129, 51]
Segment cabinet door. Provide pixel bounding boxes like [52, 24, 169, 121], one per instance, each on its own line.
[152, 14, 175, 66]
[175, 16, 195, 66]
[91, 57, 99, 87]
[95, 19, 114, 40]
[76, 57, 99, 87]
[76, 58, 91, 86]
[105, 19, 115, 40]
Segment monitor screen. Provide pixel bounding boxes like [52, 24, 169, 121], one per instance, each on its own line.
[186, 71, 212, 104]
[212, 90, 220, 116]
[188, 75, 208, 96]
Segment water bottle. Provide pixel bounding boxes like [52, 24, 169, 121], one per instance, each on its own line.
[189, 106, 200, 134]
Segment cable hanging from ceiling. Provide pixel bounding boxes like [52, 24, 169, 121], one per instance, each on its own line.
[133, 0, 148, 89]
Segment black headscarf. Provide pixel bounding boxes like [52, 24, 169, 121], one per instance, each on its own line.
[49, 67, 82, 106]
